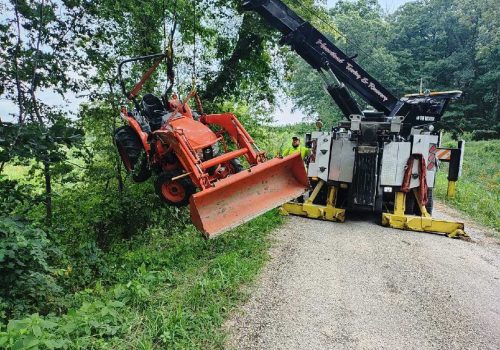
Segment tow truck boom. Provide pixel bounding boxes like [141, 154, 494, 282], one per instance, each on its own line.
[243, 0, 461, 130]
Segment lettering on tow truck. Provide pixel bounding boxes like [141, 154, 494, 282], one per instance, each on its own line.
[368, 83, 388, 102]
[346, 63, 362, 80]
[316, 39, 389, 103]
[316, 39, 345, 63]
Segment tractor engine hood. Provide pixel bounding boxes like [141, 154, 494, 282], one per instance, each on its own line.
[168, 116, 219, 150]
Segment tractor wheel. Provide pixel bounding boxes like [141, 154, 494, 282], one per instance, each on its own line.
[132, 152, 152, 183]
[114, 126, 151, 182]
[228, 158, 244, 173]
[155, 171, 196, 207]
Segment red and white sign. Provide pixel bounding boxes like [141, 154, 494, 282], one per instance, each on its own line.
[436, 149, 451, 161]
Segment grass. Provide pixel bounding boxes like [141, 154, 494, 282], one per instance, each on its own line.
[434, 139, 499, 234]
[2, 164, 30, 180]
[111, 211, 283, 349]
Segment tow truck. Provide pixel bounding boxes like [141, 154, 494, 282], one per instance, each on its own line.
[244, 0, 466, 238]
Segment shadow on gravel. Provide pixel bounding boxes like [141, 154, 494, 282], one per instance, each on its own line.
[344, 210, 380, 224]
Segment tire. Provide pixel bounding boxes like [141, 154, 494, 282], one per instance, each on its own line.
[426, 188, 433, 215]
[114, 126, 151, 182]
[132, 152, 152, 183]
[228, 158, 244, 173]
[154, 171, 196, 207]
[405, 192, 417, 215]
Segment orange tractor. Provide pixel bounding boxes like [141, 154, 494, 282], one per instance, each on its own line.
[114, 53, 308, 238]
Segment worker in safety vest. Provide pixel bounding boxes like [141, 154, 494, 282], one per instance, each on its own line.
[282, 136, 310, 160]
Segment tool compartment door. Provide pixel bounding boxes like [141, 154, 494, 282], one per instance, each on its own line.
[328, 140, 356, 183]
[308, 132, 332, 182]
[411, 135, 439, 188]
[380, 142, 411, 186]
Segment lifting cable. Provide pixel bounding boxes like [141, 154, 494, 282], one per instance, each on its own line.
[163, 0, 177, 95]
[191, 0, 204, 114]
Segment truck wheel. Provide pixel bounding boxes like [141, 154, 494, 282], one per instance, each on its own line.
[155, 171, 196, 207]
[405, 188, 433, 215]
[426, 188, 433, 215]
[114, 126, 151, 182]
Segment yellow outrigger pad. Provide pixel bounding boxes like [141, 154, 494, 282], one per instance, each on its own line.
[190, 154, 309, 238]
[381, 192, 467, 238]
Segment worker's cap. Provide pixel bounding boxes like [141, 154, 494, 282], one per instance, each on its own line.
[292, 135, 300, 140]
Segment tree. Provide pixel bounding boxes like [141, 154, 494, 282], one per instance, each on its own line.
[286, 0, 400, 125]
[0, 0, 88, 224]
[388, 0, 500, 133]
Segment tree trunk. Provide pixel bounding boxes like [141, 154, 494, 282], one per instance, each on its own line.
[108, 82, 124, 196]
[202, 13, 268, 102]
[44, 161, 52, 226]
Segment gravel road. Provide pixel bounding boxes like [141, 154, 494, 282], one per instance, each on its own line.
[225, 202, 500, 350]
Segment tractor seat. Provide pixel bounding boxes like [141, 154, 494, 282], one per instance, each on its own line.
[142, 93, 167, 131]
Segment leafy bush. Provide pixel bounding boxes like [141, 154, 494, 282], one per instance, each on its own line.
[0, 299, 127, 350]
[471, 130, 499, 141]
[0, 210, 282, 349]
[0, 218, 63, 321]
[0, 178, 30, 216]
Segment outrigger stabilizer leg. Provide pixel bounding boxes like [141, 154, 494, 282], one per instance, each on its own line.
[381, 190, 468, 238]
[280, 180, 346, 222]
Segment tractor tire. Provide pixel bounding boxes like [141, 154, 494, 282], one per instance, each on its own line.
[155, 171, 196, 207]
[132, 152, 152, 183]
[229, 158, 244, 173]
[114, 126, 151, 182]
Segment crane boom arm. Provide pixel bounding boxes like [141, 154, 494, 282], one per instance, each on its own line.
[243, 0, 399, 114]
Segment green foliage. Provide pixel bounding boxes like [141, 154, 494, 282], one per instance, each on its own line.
[0, 177, 33, 216]
[0, 299, 127, 349]
[471, 130, 499, 141]
[435, 139, 500, 233]
[0, 218, 63, 322]
[0, 118, 84, 168]
[389, 0, 499, 132]
[0, 211, 282, 349]
[286, 0, 499, 132]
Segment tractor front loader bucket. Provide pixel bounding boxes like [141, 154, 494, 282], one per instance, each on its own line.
[190, 153, 309, 238]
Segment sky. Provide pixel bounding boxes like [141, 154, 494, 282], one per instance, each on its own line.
[0, 0, 412, 125]
[327, 0, 410, 12]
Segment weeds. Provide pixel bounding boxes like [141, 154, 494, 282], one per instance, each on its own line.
[0, 211, 282, 349]
[435, 139, 499, 235]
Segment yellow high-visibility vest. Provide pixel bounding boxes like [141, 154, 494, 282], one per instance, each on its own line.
[282, 145, 310, 159]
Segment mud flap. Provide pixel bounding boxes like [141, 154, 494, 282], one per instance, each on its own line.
[190, 154, 309, 238]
